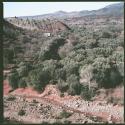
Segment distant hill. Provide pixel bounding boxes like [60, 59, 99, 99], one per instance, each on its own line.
[6, 2, 123, 20]
[93, 2, 124, 16]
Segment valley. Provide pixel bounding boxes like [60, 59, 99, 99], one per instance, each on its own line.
[3, 2, 124, 124]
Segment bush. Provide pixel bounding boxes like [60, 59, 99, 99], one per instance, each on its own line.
[92, 47, 113, 57]
[80, 65, 97, 90]
[18, 78, 27, 88]
[63, 61, 80, 77]
[57, 79, 68, 92]
[55, 68, 66, 81]
[4, 48, 14, 65]
[98, 38, 118, 49]
[28, 67, 51, 91]
[67, 49, 86, 62]
[17, 62, 32, 77]
[92, 58, 111, 88]
[102, 31, 112, 38]
[60, 110, 72, 118]
[8, 70, 20, 89]
[60, 92, 64, 97]
[21, 35, 31, 43]
[32, 99, 38, 103]
[107, 96, 124, 105]
[110, 51, 124, 62]
[18, 109, 25, 116]
[85, 39, 98, 49]
[92, 57, 123, 88]
[38, 38, 66, 60]
[58, 43, 73, 59]
[80, 86, 96, 101]
[116, 62, 124, 77]
[109, 68, 122, 88]
[6, 95, 16, 101]
[66, 74, 81, 95]
[67, 87, 76, 95]
[42, 60, 63, 81]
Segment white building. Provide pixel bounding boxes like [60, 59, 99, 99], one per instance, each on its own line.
[43, 32, 51, 37]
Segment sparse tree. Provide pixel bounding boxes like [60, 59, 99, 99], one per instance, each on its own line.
[80, 65, 96, 90]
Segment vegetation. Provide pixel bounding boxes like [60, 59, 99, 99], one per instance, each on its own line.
[59, 110, 72, 118]
[6, 95, 16, 101]
[4, 13, 124, 100]
[8, 69, 20, 89]
[18, 109, 26, 116]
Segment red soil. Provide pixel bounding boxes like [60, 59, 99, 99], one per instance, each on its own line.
[3, 80, 124, 123]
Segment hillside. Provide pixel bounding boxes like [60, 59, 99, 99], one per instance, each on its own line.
[3, 2, 124, 124]
[6, 18, 71, 32]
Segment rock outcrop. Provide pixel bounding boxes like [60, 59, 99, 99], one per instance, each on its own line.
[6, 17, 71, 33]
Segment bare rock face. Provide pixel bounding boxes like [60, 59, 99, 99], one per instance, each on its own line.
[6, 18, 71, 33]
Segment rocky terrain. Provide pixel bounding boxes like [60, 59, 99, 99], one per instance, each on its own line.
[6, 18, 71, 32]
[4, 80, 124, 124]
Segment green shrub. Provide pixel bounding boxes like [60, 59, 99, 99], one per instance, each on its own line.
[6, 95, 16, 101]
[79, 65, 97, 90]
[92, 57, 123, 88]
[58, 43, 73, 59]
[17, 62, 32, 77]
[80, 86, 96, 101]
[18, 78, 27, 88]
[57, 79, 68, 92]
[63, 61, 80, 77]
[55, 68, 66, 81]
[66, 74, 81, 95]
[60, 110, 72, 118]
[109, 68, 122, 88]
[4, 48, 14, 64]
[84, 39, 98, 49]
[32, 99, 38, 103]
[98, 38, 118, 49]
[116, 62, 124, 77]
[18, 109, 25, 116]
[92, 47, 113, 57]
[60, 92, 64, 97]
[102, 31, 112, 38]
[107, 97, 124, 105]
[67, 87, 76, 95]
[38, 38, 66, 60]
[110, 51, 124, 62]
[8, 70, 20, 89]
[21, 35, 31, 43]
[28, 67, 51, 91]
[42, 60, 63, 81]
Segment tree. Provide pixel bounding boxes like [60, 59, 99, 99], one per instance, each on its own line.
[17, 62, 31, 77]
[58, 43, 73, 59]
[57, 79, 68, 92]
[66, 74, 81, 95]
[92, 58, 111, 88]
[80, 65, 97, 90]
[18, 78, 27, 88]
[38, 38, 66, 60]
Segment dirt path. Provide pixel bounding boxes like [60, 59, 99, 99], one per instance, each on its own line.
[3, 80, 124, 123]
[8, 94, 123, 123]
